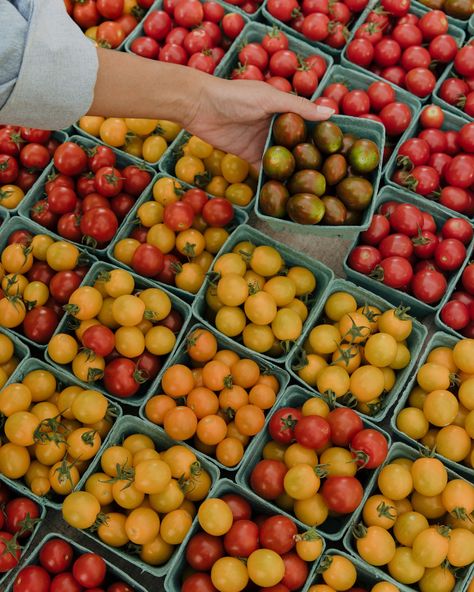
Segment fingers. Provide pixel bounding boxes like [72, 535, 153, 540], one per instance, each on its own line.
[268, 89, 334, 121]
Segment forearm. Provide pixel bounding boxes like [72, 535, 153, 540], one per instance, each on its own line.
[88, 48, 209, 127]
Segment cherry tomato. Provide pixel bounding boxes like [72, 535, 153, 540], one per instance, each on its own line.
[321, 477, 363, 514]
[327, 407, 363, 446]
[350, 429, 388, 469]
[39, 539, 73, 574]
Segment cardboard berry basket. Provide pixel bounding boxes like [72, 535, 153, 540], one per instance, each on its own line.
[285, 277, 428, 422]
[342, 441, 474, 592]
[44, 261, 192, 407]
[235, 384, 391, 541]
[254, 114, 386, 238]
[342, 186, 474, 317]
[74, 415, 220, 578]
[17, 135, 156, 258]
[390, 331, 474, 480]
[138, 322, 291, 472]
[106, 173, 249, 304]
[0, 358, 123, 510]
[192, 223, 334, 365]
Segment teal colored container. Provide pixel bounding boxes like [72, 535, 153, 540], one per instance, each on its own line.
[44, 261, 192, 407]
[254, 114, 385, 238]
[216, 21, 334, 99]
[390, 331, 474, 480]
[192, 223, 334, 364]
[138, 322, 291, 472]
[3, 532, 149, 592]
[0, 216, 96, 351]
[433, 36, 474, 121]
[106, 173, 249, 303]
[341, 2, 466, 102]
[285, 277, 428, 422]
[1, 358, 123, 510]
[261, 0, 377, 58]
[0, 326, 30, 377]
[159, 130, 257, 213]
[0, 208, 9, 225]
[18, 135, 156, 258]
[77, 415, 220, 578]
[470, 13, 474, 35]
[0, 479, 47, 590]
[343, 186, 474, 317]
[0, 130, 68, 217]
[435, 244, 474, 339]
[165, 477, 326, 592]
[462, 568, 474, 592]
[236, 384, 391, 541]
[313, 65, 422, 175]
[384, 110, 473, 219]
[125, 0, 250, 63]
[343, 442, 474, 592]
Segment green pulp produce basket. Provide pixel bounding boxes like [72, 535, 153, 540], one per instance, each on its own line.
[138, 322, 291, 472]
[343, 442, 474, 592]
[0, 208, 9, 225]
[390, 331, 474, 480]
[0, 216, 96, 351]
[165, 476, 326, 592]
[343, 185, 474, 318]
[285, 277, 428, 422]
[77, 414, 220, 578]
[1, 358, 123, 510]
[313, 65, 422, 174]
[106, 173, 249, 303]
[216, 21, 334, 100]
[18, 135, 156, 258]
[44, 261, 192, 407]
[384, 109, 473, 219]
[433, 36, 474, 121]
[341, 1, 466, 102]
[0, 130, 68, 217]
[470, 13, 474, 35]
[254, 114, 386, 238]
[3, 531, 149, 592]
[0, 326, 30, 378]
[236, 384, 391, 541]
[124, 0, 250, 67]
[261, 0, 377, 58]
[159, 130, 257, 213]
[192, 223, 335, 364]
[435, 243, 474, 339]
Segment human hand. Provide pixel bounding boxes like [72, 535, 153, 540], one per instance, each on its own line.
[181, 76, 334, 170]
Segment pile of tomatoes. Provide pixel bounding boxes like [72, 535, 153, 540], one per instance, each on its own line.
[0, 126, 58, 211]
[346, 2, 460, 98]
[112, 176, 236, 294]
[172, 135, 256, 208]
[440, 262, 474, 335]
[144, 327, 282, 467]
[390, 111, 474, 216]
[129, 0, 246, 74]
[0, 365, 117, 498]
[247, 399, 388, 529]
[48, 265, 185, 399]
[78, 116, 181, 163]
[28, 141, 153, 249]
[307, 552, 399, 592]
[0, 330, 23, 387]
[260, 113, 380, 225]
[62, 431, 214, 567]
[202, 237, 318, 356]
[265, 0, 369, 50]
[348, 452, 474, 589]
[229, 28, 329, 98]
[347, 200, 472, 306]
[178, 491, 324, 592]
[0, 483, 42, 576]
[64, 0, 151, 49]
[0, 226, 91, 344]
[437, 40, 474, 118]
[396, 338, 474, 470]
[293, 291, 414, 415]
[13, 537, 138, 592]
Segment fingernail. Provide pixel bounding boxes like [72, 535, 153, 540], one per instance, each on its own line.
[316, 106, 335, 116]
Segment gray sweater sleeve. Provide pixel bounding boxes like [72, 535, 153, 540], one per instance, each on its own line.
[0, 0, 99, 129]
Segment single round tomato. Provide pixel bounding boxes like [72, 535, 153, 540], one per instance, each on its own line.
[13, 565, 50, 592]
[54, 142, 87, 176]
[250, 459, 287, 500]
[103, 358, 143, 398]
[268, 407, 302, 444]
[23, 307, 58, 344]
[327, 408, 363, 446]
[412, 269, 447, 304]
[351, 429, 388, 469]
[72, 553, 106, 588]
[39, 539, 73, 574]
[223, 520, 259, 558]
[321, 476, 363, 514]
[80, 207, 118, 246]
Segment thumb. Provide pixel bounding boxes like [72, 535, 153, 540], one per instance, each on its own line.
[268, 90, 334, 121]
